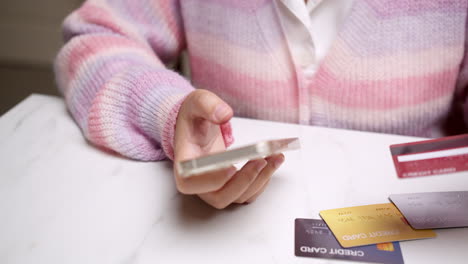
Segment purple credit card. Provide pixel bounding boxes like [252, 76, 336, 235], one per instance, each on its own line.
[295, 219, 404, 264]
[389, 191, 468, 229]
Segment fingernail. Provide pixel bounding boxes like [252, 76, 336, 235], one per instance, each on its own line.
[273, 155, 284, 169]
[214, 104, 230, 121]
[255, 160, 267, 173]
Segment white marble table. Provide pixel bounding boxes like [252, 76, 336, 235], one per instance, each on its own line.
[0, 94, 467, 264]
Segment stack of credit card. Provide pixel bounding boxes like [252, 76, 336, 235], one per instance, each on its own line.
[295, 202, 437, 263]
[295, 134, 468, 262]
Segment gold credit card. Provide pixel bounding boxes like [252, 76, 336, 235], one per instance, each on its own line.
[320, 203, 436, 248]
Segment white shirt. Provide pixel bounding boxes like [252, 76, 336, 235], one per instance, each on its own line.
[275, 0, 354, 77]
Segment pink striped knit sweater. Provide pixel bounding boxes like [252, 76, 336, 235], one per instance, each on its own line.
[55, 0, 468, 161]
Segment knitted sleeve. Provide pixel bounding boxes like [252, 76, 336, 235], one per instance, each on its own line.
[55, 0, 233, 161]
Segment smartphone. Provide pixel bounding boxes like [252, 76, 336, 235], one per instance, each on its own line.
[176, 137, 300, 177]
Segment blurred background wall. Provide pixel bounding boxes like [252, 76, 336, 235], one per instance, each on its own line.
[0, 0, 82, 115]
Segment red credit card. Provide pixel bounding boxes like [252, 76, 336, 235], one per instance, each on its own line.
[390, 134, 468, 178]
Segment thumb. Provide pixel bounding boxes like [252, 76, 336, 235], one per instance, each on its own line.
[188, 90, 233, 124]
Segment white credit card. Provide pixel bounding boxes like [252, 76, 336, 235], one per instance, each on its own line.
[389, 191, 468, 229]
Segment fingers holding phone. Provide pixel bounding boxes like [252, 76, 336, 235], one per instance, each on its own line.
[175, 154, 284, 209]
[198, 159, 268, 209]
[234, 153, 284, 204]
[173, 89, 297, 209]
[173, 136, 297, 209]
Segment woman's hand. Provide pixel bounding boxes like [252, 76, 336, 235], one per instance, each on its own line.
[173, 89, 284, 209]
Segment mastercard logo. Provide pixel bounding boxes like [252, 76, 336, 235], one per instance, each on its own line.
[376, 242, 395, 252]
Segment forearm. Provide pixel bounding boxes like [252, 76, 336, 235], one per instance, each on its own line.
[55, 0, 193, 160]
